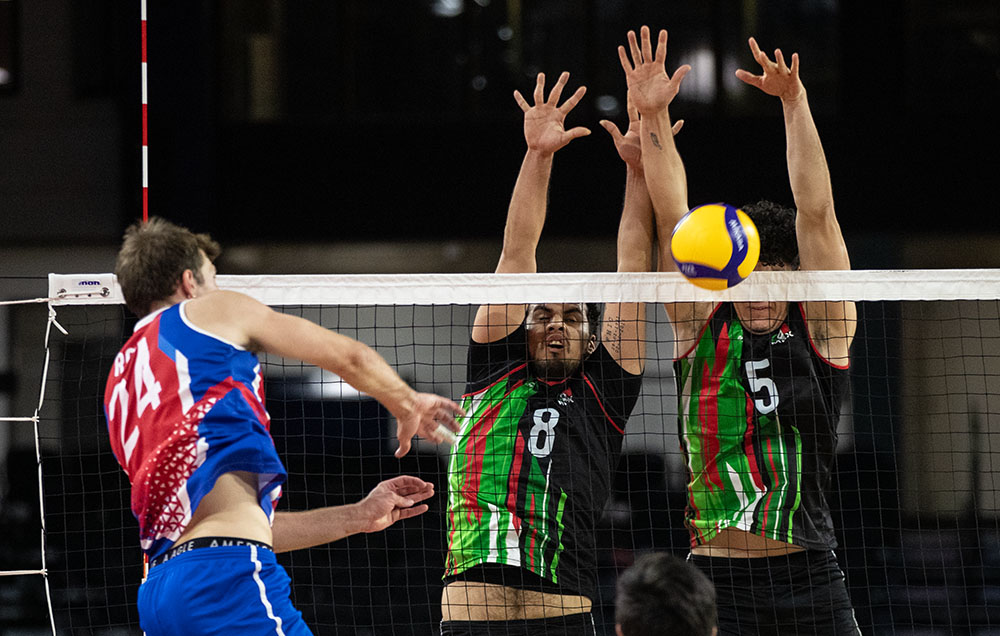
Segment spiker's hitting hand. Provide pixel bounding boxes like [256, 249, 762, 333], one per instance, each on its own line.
[735, 37, 805, 102]
[394, 392, 464, 458]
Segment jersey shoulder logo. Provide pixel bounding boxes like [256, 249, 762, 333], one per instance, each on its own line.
[771, 324, 794, 345]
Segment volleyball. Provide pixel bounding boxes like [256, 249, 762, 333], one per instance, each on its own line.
[670, 203, 761, 290]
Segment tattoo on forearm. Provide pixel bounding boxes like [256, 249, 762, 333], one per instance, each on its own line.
[649, 132, 662, 150]
[606, 319, 626, 356]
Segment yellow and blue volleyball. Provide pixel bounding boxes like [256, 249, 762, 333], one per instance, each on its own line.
[670, 203, 761, 290]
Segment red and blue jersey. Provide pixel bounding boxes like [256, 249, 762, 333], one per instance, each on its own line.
[104, 301, 286, 559]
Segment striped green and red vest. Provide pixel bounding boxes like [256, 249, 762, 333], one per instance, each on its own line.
[674, 302, 849, 550]
[445, 323, 642, 598]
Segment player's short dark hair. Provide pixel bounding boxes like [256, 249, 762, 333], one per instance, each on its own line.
[741, 200, 799, 268]
[115, 217, 221, 317]
[616, 552, 718, 636]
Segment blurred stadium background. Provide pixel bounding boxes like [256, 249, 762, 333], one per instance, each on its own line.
[1, 1, 999, 634]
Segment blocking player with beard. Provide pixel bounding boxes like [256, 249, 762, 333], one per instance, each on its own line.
[439, 66, 672, 636]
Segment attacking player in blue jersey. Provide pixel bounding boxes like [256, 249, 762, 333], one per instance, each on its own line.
[104, 217, 464, 636]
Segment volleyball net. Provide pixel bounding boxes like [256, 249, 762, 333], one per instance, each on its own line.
[5, 269, 1000, 634]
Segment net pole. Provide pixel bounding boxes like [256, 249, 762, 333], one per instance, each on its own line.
[0, 295, 58, 633]
[141, 0, 148, 222]
[35, 306, 59, 635]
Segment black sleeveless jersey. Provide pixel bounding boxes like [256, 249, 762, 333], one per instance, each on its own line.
[674, 302, 850, 549]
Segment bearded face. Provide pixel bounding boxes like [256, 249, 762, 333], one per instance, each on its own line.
[525, 303, 596, 380]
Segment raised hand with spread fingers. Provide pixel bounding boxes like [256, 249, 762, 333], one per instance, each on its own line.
[474, 71, 590, 344]
[618, 26, 691, 117]
[515, 71, 591, 156]
[735, 36, 804, 102]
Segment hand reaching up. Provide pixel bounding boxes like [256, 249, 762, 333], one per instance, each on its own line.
[735, 37, 805, 102]
[617, 26, 691, 117]
[600, 95, 644, 172]
[514, 71, 591, 155]
[600, 94, 684, 173]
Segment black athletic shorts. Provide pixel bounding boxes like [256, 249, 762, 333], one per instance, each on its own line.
[690, 550, 861, 636]
[440, 612, 596, 636]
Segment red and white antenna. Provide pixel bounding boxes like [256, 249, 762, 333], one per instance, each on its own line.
[140, 0, 150, 578]
[141, 0, 148, 222]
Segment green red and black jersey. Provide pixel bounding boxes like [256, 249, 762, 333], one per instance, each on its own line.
[674, 302, 850, 551]
[445, 322, 643, 598]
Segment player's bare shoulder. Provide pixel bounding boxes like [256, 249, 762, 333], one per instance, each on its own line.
[664, 301, 716, 360]
[183, 290, 268, 349]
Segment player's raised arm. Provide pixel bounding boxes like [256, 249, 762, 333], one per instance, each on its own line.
[736, 38, 856, 358]
[618, 26, 708, 355]
[599, 95, 654, 374]
[187, 290, 463, 457]
[473, 71, 590, 344]
[735, 37, 849, 273]
[618, 26, 691, 263]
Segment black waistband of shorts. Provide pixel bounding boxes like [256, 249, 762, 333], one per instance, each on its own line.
[148, 536, 273, 568]
[444, 563, 571, 596]
[689, 548, 838, 572]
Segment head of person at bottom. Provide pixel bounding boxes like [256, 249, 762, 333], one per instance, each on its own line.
[524, 302, 603, 380]
[736, 200, 799, 334]
[615, 552, 718, 636]
[114, 216, 222, 318]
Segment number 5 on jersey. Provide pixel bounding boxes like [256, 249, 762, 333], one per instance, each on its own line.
[745, 359, 779, 415]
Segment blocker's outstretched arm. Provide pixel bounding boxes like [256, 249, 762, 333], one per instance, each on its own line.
[618, 26, 691, 275]
[736, 37, 855, 359]
[599, 95, 653, 374]
[473, 71, 590, 344]
[735, 37, 849, 273]
[618, 25, 710, 354]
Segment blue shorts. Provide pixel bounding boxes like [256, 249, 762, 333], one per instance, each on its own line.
[138, 544, 313, 636]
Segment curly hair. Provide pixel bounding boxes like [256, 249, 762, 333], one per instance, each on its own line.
[741, 200, 799, 268]
[115, 217, 221, 317]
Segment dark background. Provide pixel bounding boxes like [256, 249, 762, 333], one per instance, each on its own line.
[1, 0, 998, 250]
[145, 1, 1000, 244]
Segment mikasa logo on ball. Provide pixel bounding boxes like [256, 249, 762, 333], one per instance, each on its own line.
[728, 219, 746, 251]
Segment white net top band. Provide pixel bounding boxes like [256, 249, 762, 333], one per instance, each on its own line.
[47, 269, 1000, 306]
